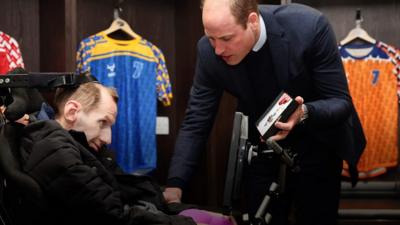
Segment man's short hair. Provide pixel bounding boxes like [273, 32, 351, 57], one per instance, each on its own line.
[53, 82, 118, 116]
[201, 0, 259, 28]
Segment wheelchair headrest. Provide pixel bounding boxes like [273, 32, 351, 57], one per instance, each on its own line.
[2, 67, 99, 122]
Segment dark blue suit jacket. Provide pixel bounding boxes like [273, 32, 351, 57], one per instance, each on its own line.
[168, 4, 366, 187]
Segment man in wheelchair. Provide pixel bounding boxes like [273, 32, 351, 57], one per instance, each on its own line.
[0, 73, 235, 225]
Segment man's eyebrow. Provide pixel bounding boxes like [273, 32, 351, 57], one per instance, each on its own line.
[205, 31, 233, 40]
[216, 34, 233, 40]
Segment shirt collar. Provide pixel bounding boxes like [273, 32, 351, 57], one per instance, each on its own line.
[252, 15, 267, 52]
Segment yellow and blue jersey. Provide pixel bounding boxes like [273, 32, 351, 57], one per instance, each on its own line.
[76, 32, 172, 174]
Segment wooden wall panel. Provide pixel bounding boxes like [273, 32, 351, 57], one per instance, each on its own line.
[0, 0, 40, 71]
[65, 0, 78, 72]
[173, 0, 205, 204]
[39, 0, 65, 72]
[294, 0, 400, 46]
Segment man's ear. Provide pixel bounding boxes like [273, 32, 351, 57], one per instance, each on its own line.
[248, 12, 259, 31]
[63, 100, 81, 125]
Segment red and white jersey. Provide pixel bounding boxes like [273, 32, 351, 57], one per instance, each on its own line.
[0, 31, 24, 74]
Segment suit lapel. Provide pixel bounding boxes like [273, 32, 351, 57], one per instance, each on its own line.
[261, 7, 290, 91]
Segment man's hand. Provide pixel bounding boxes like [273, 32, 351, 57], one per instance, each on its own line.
[163, 187, 182, 203]
[269, 96, 305, 141]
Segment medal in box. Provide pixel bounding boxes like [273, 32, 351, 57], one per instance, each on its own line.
[256, 92, 299, 139]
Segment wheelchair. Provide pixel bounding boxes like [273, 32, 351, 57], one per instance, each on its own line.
[0, 121, 50, 225]
[0, 71, 85, 225]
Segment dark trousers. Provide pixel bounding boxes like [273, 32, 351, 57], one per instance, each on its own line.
[244, 148, 342, 225]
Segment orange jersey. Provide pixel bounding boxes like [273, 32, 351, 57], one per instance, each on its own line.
[340, 42, 400, 178]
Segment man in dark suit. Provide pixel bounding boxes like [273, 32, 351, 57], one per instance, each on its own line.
[164, 0, 366, 224]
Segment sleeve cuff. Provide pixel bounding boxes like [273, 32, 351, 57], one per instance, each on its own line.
[166, 177, 187, 190]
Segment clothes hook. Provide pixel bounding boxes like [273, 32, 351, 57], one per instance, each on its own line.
[356, 8, 361, 21]
[355, 8, 363, 28]
[113, 7, 121, 20]
[113, 0, 125, 20]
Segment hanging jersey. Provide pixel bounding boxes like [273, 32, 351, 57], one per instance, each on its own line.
[340, 42, 400, 179]
[0, 31, 24, 74]
[76, 32, 172, 174]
